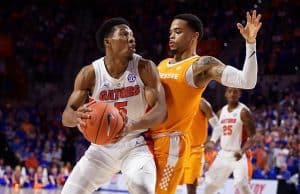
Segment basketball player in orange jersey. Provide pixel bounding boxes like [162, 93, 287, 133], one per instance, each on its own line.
[61, 17, 167, 194]
[150, 10, 262, 194]
[204, 87, 255, 194]
[180, 98, 220, 194]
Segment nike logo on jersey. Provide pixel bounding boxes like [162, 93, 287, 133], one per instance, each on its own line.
[99, 85, 140, 101]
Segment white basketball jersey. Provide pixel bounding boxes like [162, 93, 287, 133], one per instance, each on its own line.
[219, 102, 249, 152]
[91, 54, 148, 139]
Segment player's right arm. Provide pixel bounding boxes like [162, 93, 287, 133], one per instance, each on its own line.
[62, 65, 95, 128]
[192, 10, 262, 89]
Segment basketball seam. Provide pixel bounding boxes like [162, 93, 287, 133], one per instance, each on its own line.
[94, 104, 108, 143]
[111, 112, 119, 137]
[83, 122, 89, 140]
[84, 100, 96, 140]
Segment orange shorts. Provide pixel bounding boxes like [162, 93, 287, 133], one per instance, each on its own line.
[153, 132, 190, 194]
[179, 145, 204, 185]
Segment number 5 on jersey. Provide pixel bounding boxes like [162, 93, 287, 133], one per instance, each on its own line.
[115, 101, 128, 114]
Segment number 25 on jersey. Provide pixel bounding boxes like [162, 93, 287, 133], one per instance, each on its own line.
[223, 125, 232, 135]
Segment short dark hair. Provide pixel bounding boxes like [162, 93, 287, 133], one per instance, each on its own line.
[174, 13, 203, 39]
[96, 17, 130, 50]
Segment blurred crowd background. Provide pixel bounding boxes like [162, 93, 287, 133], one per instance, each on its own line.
[0, 0, 299, 193]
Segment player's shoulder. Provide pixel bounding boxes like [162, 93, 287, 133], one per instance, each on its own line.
[239, 102, 250, 112]
[79, 64, 95, 77]
[76, 64, 95, 85]
[239, 103, 253, 120]
[158, 58, 172, 66]
[138, 57, 157, 73]
[74, 64, 95, 90]
[138, 57, 155, 66]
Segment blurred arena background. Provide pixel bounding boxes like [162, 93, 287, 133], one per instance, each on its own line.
[0, 0, 299, 193]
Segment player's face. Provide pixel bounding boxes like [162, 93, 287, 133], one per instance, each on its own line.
[225, 87, 241, 104]
[107, 24, 136, 59]
[169, 19, 196, 54]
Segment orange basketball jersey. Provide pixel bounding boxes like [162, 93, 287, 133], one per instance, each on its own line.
[190, 107, 208, 147]
[151, 55, 206, 135]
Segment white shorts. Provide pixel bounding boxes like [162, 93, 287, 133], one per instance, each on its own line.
[205, 150, 250, 187]
[61, 136, 156, 194]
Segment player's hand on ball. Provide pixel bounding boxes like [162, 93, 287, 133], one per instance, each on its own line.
[80, 100, 125, 145]
[237, 10, 262, 44]
[75, 101, 94, 131]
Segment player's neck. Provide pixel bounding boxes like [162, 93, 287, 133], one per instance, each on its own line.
[104, 55, 128, 79]
[227, 102, 239, 112]
[173, 49, 196, 63]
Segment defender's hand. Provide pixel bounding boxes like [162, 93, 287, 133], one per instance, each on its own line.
[205, 140, 216, 153]
[117, 110, 134, 138]
[237, 10, 262, 44]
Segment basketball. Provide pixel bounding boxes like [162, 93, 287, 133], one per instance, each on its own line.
[81, 100, 124, 145]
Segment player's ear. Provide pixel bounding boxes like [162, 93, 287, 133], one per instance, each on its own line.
[104, 38, 110, 47]
[193, 32, 199, 41]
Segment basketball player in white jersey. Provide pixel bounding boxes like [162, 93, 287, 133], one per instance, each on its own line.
[61, 17, 167, 194]
[204, 87, 256, 194]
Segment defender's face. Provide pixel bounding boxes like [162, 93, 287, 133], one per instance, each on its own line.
[169, 19, 196, 54]
[225, 87, 241, 104]
[107, 24, 136, 58]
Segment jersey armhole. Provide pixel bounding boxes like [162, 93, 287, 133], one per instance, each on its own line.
[185, 64, 198, 88]
[91, 63, 99, 99]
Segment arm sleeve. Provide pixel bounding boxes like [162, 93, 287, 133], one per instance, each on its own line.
[221, 43, 257, 89]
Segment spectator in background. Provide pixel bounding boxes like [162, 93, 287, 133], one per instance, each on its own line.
[27, 167, 35, 187]
[274, 141, 289, 173]
[266, 141, 276, 170]
[24, 152, 39, 169]
[33, 166, 49, 189]
[11, 165, 30, 188]
[277, 164, 291, 180]
[48, 165, 59, 189]
[57, 165, 69, 187]
[0, 158, 6, 185]
[3, 165, 13, 186]
[252, 141, 268, 169]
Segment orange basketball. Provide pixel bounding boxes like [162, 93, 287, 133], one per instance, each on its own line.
[81, 100, 124, 145]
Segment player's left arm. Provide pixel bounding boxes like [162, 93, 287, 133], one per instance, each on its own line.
[192, 10, 262, 89]
[235, 107, 256, 160]
[200, 98, 221, 152]
[124, 59, 167, 133]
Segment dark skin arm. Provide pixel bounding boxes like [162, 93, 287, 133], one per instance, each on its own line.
[123, 58, 167, 133]
[200, 98, 218, 152]
[63, 59, 167, 135]
[199, 98, 215, 119]
[234, 107, 256, 160]
[62, 65, 95, 128]
[204, 109, 222, 153]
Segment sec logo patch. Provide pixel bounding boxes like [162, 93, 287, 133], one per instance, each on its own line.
[127, 74, 136, 82]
